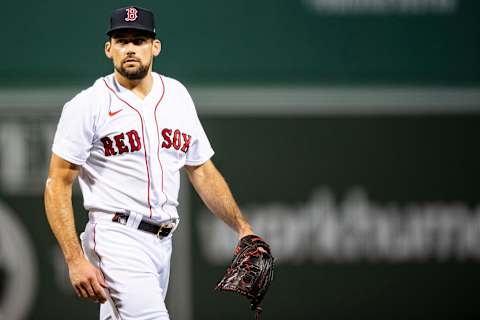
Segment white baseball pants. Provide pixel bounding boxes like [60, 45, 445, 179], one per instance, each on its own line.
[81, 211, 172, 320]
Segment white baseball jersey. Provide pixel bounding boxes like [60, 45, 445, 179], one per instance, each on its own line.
[52, 72, 214, 221]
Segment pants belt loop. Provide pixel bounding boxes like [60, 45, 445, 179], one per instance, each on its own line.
[126, 211, 142, 229]
[132, 212, 143, 229]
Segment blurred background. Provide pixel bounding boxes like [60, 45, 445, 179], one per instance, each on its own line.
[0, 0, 479, 319]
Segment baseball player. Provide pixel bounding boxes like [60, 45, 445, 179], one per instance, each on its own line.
[44, 6, 256, 320]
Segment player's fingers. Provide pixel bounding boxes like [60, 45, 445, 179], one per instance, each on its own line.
[96, 269, 108, 288]
[73, 285, 83, 298]
[91, 279, 108, 303]
[82, 282, 96, 298]
[76, 284, 89, 299]
[83, 283, 102, 303]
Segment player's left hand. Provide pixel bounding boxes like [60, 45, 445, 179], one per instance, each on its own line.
[239, 230, 267, 253]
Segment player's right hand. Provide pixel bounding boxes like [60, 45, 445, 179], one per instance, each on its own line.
[67, 257, 108, 304]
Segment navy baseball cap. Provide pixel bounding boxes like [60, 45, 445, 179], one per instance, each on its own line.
[107, 6, 156, 37]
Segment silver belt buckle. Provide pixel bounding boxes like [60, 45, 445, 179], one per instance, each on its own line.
[156, 222, 174, 238]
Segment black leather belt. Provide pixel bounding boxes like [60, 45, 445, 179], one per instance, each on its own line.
[112, 212, 175, 238]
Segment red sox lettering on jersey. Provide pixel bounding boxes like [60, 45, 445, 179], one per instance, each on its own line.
[100, 129, 191, 156]
[101, 130, 142, 156]
[161, 129, 191, 153]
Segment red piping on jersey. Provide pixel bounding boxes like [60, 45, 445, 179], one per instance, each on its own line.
[154, 75, 169, 211]
[93, 223, 123, 320]
[103, 78, 153, 217]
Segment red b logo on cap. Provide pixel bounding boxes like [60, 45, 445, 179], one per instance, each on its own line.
[125, 7, 138, 22]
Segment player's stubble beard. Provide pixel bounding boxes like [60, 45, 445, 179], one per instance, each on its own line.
[115, 57, 151, 80]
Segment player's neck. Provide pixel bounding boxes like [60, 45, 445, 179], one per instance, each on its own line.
[114, 71, 154, 100]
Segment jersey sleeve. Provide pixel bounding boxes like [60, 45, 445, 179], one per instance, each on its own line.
[184, 91, 215, 166]
[51, 91, 96, 166]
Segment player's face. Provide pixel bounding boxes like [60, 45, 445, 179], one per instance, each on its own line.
[105, 29, 161, 80]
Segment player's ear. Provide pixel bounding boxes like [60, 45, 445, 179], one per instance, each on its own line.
[152, 39, 161, 57]
[105, 41, 113, 59]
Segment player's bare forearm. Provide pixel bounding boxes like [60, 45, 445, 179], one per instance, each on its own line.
[44, 153, 84, 264]
[185, 160, 253, 238]
[44, 154, 108, 303]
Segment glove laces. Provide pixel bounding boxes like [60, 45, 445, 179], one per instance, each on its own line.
[254, 305, 263, 320]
